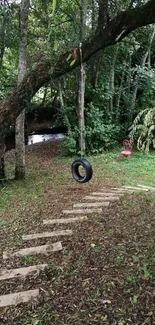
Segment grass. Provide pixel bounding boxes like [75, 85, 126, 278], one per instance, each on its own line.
[90, 150, 155, 186]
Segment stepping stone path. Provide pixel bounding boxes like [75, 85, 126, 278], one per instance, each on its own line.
[0, 264, 48, 281]
[22, 229, 73, 241]
[73, 202, 109, 208]
[43, 216, 88, 225]
[84, 195, 120, 201]
[63, 208, 103, 215]
[0, 289, 39, 308]
[0, 184, 155, 308]
[3, 242, 63, 260]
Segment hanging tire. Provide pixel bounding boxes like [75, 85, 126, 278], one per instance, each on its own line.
[71, 158, 93, 183]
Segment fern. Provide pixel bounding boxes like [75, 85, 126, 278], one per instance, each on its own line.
[129, 107, 155, 152]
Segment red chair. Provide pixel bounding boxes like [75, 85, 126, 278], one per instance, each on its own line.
[121, 140, 133, 158]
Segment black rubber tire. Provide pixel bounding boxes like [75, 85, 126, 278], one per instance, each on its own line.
[71, 158, 93, 183]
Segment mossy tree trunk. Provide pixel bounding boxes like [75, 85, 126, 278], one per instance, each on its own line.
[0, 137, 5, 182]
[15, 0, 30, 180]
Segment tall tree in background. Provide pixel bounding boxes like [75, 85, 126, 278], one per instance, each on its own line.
[15, 0, 29, 180]
[78, 0, 87, 154]
[0, 4, 7, 68]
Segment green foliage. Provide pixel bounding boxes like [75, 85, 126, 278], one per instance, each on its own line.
[85, 103, 121, 153]
[138, 69, 155, 109]
[129, 107, 155, 152]
[63, 130, 77, 155]
[1, 0, 155, 158]
[85, 123, 121, 153]
[63, 103, 121, 155]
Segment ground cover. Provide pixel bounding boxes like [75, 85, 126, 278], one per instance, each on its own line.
[0, 140, 155, 324]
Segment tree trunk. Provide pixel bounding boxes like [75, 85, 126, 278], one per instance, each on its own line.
[15, 0, 29, 180]
[127, 52, 132, 94]
[58, 81, 64, 109]
[0, 10, 7, 68]
[42, 86, 48, 107]
[91, 54, 102, 88]
[0, 1, 155, 146]
[78, 50, 86, 154]
[78, 0, 86, 154]
[0, 138, 5, 183]
[58, 81, 71, 131]
[115, 60, 127, 122]
[109, 44, 118, 113]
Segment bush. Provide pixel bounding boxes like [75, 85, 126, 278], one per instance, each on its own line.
[63, 130, 78, 155]
[85, 123, 121, 153]
[84, 103, 121, 153]
[129, 107, 155, 152]
[63, 103, 121, 155]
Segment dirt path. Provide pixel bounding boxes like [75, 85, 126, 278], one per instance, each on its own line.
[1, 183, 155, 324]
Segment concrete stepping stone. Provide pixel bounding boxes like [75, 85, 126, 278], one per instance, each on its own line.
[73, 202, 109, 208]
[0, 289, 39, 308]
[0, 264, 48, 281]
[22, 230, 73, 241]
[110, 187, 134, 192]
[84, 196, 119, 201]
[3, 242, 62, 260]
[137, 184, 155, 191]
[63, 208, 102, 215]
[43, 216, 87, 225]
[122, 185, 149, 191]
[92, 192, 124, 196]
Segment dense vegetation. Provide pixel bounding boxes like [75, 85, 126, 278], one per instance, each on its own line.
[0, 0, 155, 156]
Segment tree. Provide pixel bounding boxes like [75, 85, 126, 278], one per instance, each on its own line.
[15, 0, 30, 180]
[78, 0, 87, 154]
[1, 0, 155, 179]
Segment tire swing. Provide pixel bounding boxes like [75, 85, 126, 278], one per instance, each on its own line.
[71, 158, 93, 183]
[71, 44, 93, 184]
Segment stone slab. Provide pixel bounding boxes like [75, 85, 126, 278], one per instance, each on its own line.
[3, 242, 62, 260]
[22, 230, 73, 241]
[0, 264, 48, 281]
[137, 184, 155, 191]
[84, 196, 119, 201]
[63, 208, 102, 214]
[110, 187, 134, 192]
[92, 192, 124, 196]
[43, 216, 87, 225]
[0, 289, 39, 308]
[122, 185, 149, 191]
[73, 202, 109, 208]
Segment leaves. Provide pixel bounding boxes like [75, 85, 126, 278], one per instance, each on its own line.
[54, 39, 58, 52]
[70, 59, 76, 66]
[66, 53, 72, 61]
[52, 0, 56, 16]
[129, 107, 155, 152]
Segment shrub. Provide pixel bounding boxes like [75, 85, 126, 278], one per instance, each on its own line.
[129, 107, 155, 152]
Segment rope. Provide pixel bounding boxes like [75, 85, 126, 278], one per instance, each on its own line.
[79, 42, 85, 159]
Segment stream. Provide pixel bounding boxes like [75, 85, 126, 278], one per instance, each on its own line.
[27, 133, 65, 145]
[5, 127, 66, 151]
